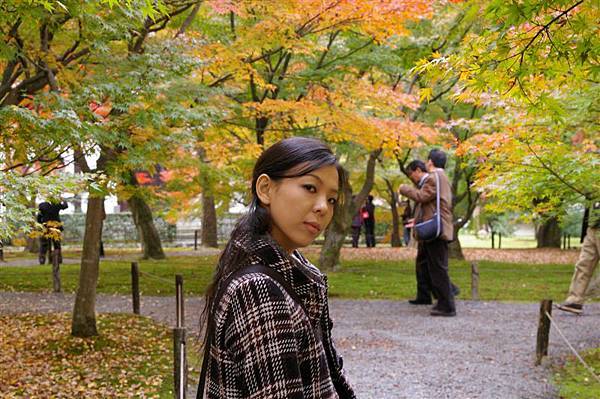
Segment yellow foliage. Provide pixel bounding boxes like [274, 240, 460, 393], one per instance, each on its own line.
[29, 221, 64, 241]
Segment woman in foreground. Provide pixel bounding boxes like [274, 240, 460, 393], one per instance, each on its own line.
[197, 137, 356, 399]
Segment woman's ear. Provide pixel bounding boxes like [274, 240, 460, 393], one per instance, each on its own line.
[255, 174, 272, 205]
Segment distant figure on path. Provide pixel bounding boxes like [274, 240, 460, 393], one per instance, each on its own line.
[351, 197, 363, 248]
[363, 195, 376, 247]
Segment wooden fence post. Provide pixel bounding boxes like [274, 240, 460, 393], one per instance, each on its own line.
[52, 247, 61, 293]
[173, 327, 186, 399]
[194, 230, 198, 251]
[174, 274, 186, 399]
[176, 275, 185, 327]
[131, 262, 140, 315]
[471, 262, 480, 301]
[535, 299, 553, 365]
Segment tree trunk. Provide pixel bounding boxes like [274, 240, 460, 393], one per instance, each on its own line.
[319, 227, 347, 270]
[73, 162, 82, 212]
[319, 149, 381, 271]
[72, 194, 82, 213]
[319, 182, 353, 271]
[390, 203, 401, 247]
[384, 179, 401, 247]
[449, 226, 465, 260]
[71, 196, 105, 337]
[536, 216, 562, 248]
[24, 236, 39, 253]
[201, 190, 218, 247]
[198, 146, 218, 247]
[128, 193, 166, 259]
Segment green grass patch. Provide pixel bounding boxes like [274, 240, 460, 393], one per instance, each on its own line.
[0, 255, 578, 302]
[553, 348, 600, 399]
[328, 259, 574, 302]
[456, 233, 581, 249]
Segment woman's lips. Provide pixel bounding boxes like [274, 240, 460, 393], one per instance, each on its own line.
[304, 222, 321, 234]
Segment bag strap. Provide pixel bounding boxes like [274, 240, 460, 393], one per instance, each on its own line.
[196, 264, 308, 399]
[433, 171, 441, 237]
[417, 171, 441, 224]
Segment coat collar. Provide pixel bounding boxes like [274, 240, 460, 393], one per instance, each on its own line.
[237, 233, 327, 324]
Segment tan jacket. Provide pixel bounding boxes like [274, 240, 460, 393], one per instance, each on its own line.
[399, 169, 454, 241]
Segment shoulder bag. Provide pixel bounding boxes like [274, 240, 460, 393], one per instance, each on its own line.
[414, 171, 442, 241]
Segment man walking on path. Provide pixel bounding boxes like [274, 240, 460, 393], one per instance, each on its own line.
[557, 200, 600, 314]
[400, 150, 457, 316]
[363, 195, 376, 247]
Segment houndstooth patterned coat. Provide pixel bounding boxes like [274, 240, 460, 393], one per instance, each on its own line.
[201, 234, 356, 399]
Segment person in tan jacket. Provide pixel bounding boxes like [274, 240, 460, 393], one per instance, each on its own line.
[400, 150, 456, 316]
[557, 200, 600, 314]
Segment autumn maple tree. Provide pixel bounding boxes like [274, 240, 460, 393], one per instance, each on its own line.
[421, 0, 599, 245]
[179, 0, 442, 269]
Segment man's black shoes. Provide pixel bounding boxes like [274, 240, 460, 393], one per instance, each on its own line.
[430, 309, 456, 317]
[409, 299, 432, 305]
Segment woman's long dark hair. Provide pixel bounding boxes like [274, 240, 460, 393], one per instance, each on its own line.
[200, 137, 344, 338]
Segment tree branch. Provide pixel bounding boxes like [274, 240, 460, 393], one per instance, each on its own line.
[318, 38, 374, 69]
[316, 30, 340, 69]
[175, 0, 203, 38]
[526, 142, 591, 199]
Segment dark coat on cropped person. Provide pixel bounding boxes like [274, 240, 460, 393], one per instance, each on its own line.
[399, 169, 454, 241]
[37, 201, 68, 226]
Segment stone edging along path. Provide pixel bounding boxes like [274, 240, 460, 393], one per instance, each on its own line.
[1, 292, 598, 399]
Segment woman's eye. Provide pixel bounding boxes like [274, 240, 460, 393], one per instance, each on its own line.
[328, 198, 338, 205]
[303, 184, 317, 193]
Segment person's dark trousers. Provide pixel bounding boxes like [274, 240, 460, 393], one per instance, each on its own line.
[364, 221, 375, 247]
[351, 226, 361, 248]
[414, 243, 434, 302]
[414, 243, 459, 301]
[39, 238, 62, 264]
[39, 238, 50, 264]
[423, 238, 455, 312]
[403, 227, 411, 246]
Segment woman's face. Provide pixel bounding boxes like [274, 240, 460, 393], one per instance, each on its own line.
[257, 164, 339, 253]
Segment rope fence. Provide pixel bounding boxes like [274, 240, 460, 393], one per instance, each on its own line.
[138, 270, 176, 285]
[544, 310, 600, 385]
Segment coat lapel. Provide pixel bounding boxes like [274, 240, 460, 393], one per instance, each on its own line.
[248, 235, 327, 326]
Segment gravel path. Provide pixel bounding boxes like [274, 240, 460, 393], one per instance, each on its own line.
[1, 292, 598, 398]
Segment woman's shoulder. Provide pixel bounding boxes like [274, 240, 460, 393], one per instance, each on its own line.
[217, 271, 292, 312]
